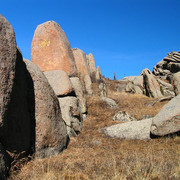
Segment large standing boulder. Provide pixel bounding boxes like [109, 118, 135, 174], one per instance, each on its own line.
[172, 72, 180, 95]
[0, 14, 16, 130]
[70, 77, 87, 114]
[58, 97, 82, 137]
[0, 14, 34, 162]
[1, 51, 34, 157]
[151, 94, 180, 136]
[96, 66, 102, 82]
[72, 48, 93, 95]
[102, 119, 152, 140]
[141, 68, 163, 98]
[44, 70, 74, 97]
[24, 59, 68, 158]
[31, 21, 77, 77]
[86, 53, 97, 82]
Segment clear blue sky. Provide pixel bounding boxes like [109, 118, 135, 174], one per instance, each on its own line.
[1, 0, 180, 79]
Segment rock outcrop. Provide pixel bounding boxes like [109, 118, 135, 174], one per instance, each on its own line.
[102, 119, 152, 140]
[151, 94, 180, 136]
[86, 53, 97, 82]
[117, 76, 144, 95]
[141, 68, 163, 98]
[24, 59, 68, 158]
[153, 51, 180, 80]
[72, 48, 93, 95]
[31, 21, 77, 77]
[44, 70, 83, 137]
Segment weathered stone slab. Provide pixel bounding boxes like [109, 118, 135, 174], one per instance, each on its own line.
[102, 119, 152, 140]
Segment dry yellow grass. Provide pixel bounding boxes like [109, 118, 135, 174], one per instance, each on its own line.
[9, 83, 180, 180]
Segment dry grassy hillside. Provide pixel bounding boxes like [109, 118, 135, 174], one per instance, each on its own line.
[9, 81, 180, 180]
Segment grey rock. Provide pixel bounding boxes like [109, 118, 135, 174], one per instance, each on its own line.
[113, 111, 137, 122]
[70, 77, 87, 114]
[100, 97, 118, 109]
[99, 82, 107, 97]
[141, 68, 163, 98]
[153, 51, 180, 80]
[72, 48, 93, 95]
[117, 76, 144, 95]
[44, 70, 74, 96]
[86, 53, 97, 82]
[151, 94, 180, 136]
[102, 118, 152, 140]
[58, 96, 82, 137]
[96, 66, 102, 82]
[156, 79, 175, 97]
[172, 72, 180, 95]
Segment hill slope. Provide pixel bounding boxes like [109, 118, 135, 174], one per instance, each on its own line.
[9, 82, 180, 180]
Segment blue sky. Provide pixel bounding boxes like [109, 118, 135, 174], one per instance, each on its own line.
[1, 0, 180, 79]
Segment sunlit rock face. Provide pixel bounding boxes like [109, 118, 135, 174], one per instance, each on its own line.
[86, 53, 97, 82]
[72, 48, 93, 95]
[31, 21, 77, 77]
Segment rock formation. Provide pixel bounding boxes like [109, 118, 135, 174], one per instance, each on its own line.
[0, 14, 16, 130]
[86, 53, 97, 82]
[70, 77, 87, 115]
[153, 51, 180, 80]
[72, 48, 93, 95]
[151, 94, 180, 136]
[24, 59, 68, 158]
[0, 15, 35, 178]
[141, 68, 163, 98]
[44, 70, 83, 137]
[31, 21, 77, 77]
[59, 97, 82, 137]
[117, 76, 144, 95]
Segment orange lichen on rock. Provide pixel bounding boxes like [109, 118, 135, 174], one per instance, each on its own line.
[31, 21, 77, 77]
